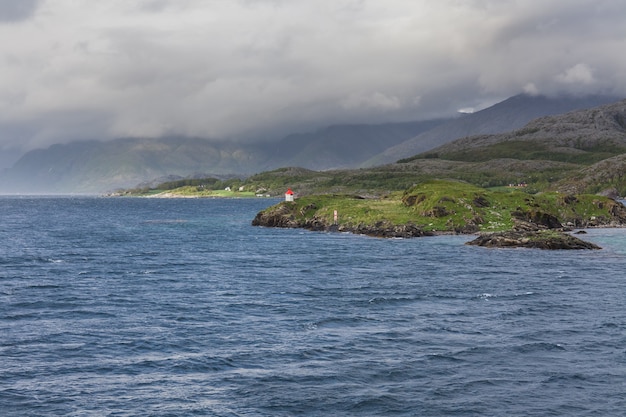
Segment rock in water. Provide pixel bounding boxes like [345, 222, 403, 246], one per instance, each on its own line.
[466, 230, 601, 250]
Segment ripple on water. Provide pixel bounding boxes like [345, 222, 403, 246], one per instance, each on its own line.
[1, 197, 625, 416]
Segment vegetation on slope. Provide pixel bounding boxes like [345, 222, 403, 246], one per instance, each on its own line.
[111, 177, 253, 197]
[252, 180, 626, 236]
[408, 140, 626, 165]
[555, 154, 626, 196]
[116, 99, 626, 200]
[118, 150, 623, 199]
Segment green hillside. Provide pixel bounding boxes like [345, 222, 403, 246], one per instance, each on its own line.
[251, 180, 626, 235]
[114, 98, 626, 200]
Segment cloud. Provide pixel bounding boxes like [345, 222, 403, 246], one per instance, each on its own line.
[341, 92, 402, 111]
[0, 0, 41, 23]
[523, 83, 540, 96]
[556, 63, 595, 85]
[458, 107, 475, 114]
[0, 0, 626, 154]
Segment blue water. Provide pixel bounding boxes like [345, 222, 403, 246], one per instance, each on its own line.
[1, 197, 625, 416]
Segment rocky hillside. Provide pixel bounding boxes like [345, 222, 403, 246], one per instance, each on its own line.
[555, 154, 626, 196]
[418, 99, 626, 163]
[383, 99, 626, 196]
[366, 94, 621, 166]
[230, 99, 626, 198]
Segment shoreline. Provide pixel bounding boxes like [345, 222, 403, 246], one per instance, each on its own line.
[106, 192, 277, 199]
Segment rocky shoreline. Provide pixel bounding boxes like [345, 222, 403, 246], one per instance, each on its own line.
[251, 200, 626, 249]
[251, 205, 436, 238]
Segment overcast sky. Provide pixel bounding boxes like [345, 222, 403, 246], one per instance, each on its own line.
[1, 0, 625, 159]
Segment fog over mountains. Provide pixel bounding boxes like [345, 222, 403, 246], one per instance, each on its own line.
[0, 93, 621, 194]
[364, 94, 621, 166]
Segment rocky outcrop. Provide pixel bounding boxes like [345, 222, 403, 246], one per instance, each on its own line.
[337, 221, 434, 238]
[511, 209, 563, 229]
[466, 230, 601, 250]
[251, 202, 433, 238]
[251, 203, 302, 228]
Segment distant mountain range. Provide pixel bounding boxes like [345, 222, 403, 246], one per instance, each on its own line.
[0, 138, 267, 193]
[242, 98, 626, 198]
[0, 93, 621, 193]
[420, 98, 626, 160]
[363, 94, 622, 166]
[264, 119, 448, 170]
[0, 121, 447, 193]
[416, 98, 626, 196]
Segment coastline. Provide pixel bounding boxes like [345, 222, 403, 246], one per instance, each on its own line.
[250, 186, 626, 249]
[106, 191, 276, 199]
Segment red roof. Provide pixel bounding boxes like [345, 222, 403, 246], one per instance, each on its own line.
[285, 189, 294, 195]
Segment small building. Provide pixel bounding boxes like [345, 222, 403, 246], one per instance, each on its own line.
[285, 188, 294, 202]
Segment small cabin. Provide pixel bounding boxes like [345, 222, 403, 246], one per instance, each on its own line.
[285, 188, 294, 202]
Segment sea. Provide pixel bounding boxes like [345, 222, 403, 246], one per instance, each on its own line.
[1, 196, 625, 416]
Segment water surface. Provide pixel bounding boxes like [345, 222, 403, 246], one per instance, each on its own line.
[1, 197, 625, 416]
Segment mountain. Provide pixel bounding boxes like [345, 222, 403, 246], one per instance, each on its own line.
[556, 154, 626, 196]
[400, 98, 626, 196]
[0, 120, 444, 194]
[2, 94, 622, 194]
[365, 94, 622, 166]
[0, 137, 265, 194]
[241, 98, 626, 197]
[416, 98, 626, 163]
[265, 119, 448, 170]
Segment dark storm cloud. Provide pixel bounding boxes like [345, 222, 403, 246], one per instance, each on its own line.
[0, 0, 625, 154]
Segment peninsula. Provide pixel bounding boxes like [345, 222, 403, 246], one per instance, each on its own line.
[251, 180, 626, 249]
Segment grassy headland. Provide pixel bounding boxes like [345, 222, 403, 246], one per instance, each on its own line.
[251, 180, 626, 237]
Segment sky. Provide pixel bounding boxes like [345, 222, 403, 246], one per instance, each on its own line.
[1, 0, 626, 165]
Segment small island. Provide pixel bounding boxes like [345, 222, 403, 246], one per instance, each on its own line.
[252, 180, 626, 249]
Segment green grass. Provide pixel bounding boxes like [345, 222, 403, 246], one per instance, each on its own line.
[262, 180, 622, 233]
[423, 140, 626, 165]
[450, 141, 553, 162]
[135, 185, 257, 198]
[293, 193, 416, 226]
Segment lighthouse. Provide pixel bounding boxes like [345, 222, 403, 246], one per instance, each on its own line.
[285, 188, 294, 202]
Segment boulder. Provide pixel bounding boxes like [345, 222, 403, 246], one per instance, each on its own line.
[512, 209, 562, 229]
[342, 222, 433, 238]
[251, 202, 301, 228]
[466, 230, 601, 250]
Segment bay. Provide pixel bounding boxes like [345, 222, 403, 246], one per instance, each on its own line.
[1, 196, 625, 416]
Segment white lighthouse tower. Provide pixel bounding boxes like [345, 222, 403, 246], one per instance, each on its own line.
[285, 188, 294, 202]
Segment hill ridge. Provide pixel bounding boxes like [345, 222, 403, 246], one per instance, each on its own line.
[366, 94, 622, 166]
[1, 94, 623, 194]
